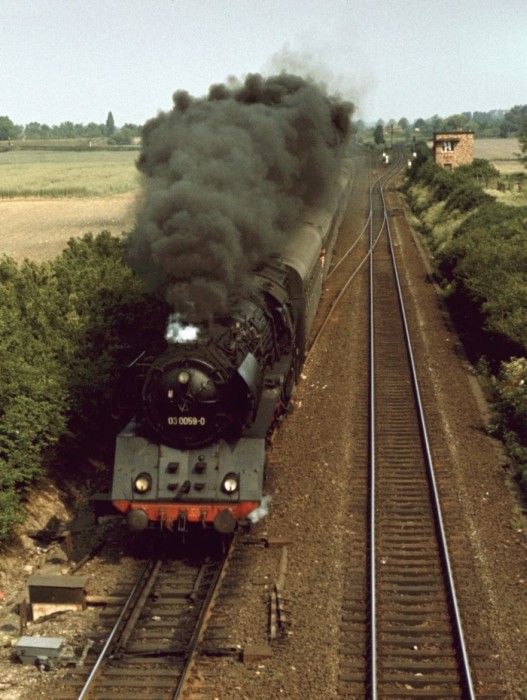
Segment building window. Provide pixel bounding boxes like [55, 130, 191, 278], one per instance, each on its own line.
[441, 141, 453, 152]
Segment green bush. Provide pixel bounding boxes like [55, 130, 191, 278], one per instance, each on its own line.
[438, 202, 527, 349]
[458, 158, 499, 186]
[404, 156, 527, 502]
[489, 358, 527, 483]
[0, 258, 68, 538]
[406, 157, 499, 210]
[444, 182, 492, 213]
[0, 233, 167, 541]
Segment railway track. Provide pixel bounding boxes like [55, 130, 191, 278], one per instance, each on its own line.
[11, 145, 513, 699]
[329, 149, 505, 698]
[55, 537, 235, 700]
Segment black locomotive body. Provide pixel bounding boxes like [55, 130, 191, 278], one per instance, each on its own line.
[111, 158, 353, 533]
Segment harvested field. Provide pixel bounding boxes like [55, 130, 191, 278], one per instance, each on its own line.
[0, 192, 138, 262]
[474, 137, 524, 173]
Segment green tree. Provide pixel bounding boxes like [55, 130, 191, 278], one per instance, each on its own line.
[55, 121, 76, 138]
[398, 117, 410, 133]
[353, 119, 366, 132]
[84, 122, 105, 138]
[519, 119, 527, 165]
[40, 123, 52, 139]
[122, 123, 142, 138]
[0, 232, 168, 541]
[373, 124, 384, 145]
[109, 127, 133, 145]
[24, 122, 44, 139]
[0, 116, 21, 140]
[443, 113, 477, 133]
[439, 202, 527, 349]
[0, 258, 68, 539]
[491, 358, 527, 480]
[503, 105, 527, 134]
[106, 111, 115, 137]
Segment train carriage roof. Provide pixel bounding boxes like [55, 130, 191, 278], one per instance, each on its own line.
[280, 216, 325, 291]
[279, 155, 353, 292]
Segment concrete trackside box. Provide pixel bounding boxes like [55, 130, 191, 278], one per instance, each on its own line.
[28, 574, 88, 620]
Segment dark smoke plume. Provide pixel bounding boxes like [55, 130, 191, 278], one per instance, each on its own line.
[127, 72, 354, 322]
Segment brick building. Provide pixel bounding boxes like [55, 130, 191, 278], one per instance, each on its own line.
[433, 130, 474, 170]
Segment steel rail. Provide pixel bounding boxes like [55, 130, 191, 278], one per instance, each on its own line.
[308, 161, 392, 355]
[77, 558, 158, 700]
[327, 159, 400, 281]
[381, 157, 477, 699]
[367, 150, 403, 698]
[368, 154, 378, 700]
[171, 535, 235, 699]
[331, 147, 480, 698]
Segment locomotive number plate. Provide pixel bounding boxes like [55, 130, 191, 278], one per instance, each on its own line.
[167, 416, 206, 426]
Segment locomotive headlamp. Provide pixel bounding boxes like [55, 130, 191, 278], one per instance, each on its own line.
[134, 472, 152, 494]
[178, 370, 190, 385]
[221, 473, 239, 494]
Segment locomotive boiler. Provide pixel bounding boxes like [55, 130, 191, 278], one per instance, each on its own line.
[111, 158, 353, 534]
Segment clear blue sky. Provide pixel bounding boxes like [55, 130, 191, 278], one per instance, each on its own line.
[3, 0, 526, 127]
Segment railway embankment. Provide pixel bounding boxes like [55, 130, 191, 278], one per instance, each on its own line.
[402, 153, 527, 503]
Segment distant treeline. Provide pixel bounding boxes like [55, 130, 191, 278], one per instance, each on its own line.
[356, 104, 527, 140]
[2, 105, 527, 145]
[0, 111, 142, 145]
[403, 148, 527, 493]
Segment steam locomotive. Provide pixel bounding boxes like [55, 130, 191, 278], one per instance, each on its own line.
[111, 158, 353, 534]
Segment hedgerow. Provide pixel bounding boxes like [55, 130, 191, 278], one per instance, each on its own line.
[489, 358, 527, 489]
[438, 202, 527, 348]
[404, 152, 527, 490]
[0, 233, 167, 542]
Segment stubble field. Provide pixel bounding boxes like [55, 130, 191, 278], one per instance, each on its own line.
[0, 149, 139, 262]
[474, 137, 524, 173]
[0, 193, 138, 261]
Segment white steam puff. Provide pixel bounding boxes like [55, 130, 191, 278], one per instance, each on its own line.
[165, 313, 199, 343]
